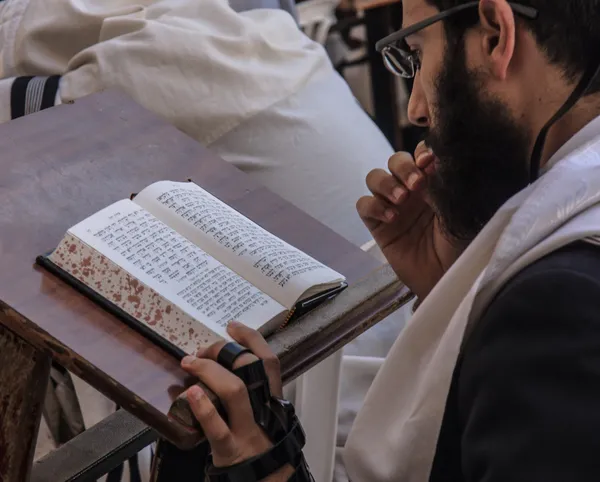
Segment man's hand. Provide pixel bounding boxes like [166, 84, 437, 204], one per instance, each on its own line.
[181, 322, 293, 482]
[356, 142, 465, 299]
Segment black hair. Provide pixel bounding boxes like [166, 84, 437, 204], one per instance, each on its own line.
[426, 0, 600, 94]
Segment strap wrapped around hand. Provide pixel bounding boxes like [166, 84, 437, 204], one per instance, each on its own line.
[205, 419, 306, 482]
[233, 360, 271, 396]
[232, 361, 284, 436]
[288, 455, 315, 482]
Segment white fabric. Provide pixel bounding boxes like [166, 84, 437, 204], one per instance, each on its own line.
[333, 243, 411, 481]
[296, 0, 339, 46]
[210, 69, 392, 247]
[293, 350, 343, 482]
[0, 78, 10, 123]
[0, 0, 393, 246]
[0, 0, 331, 146]
[344, 115, 600, 482]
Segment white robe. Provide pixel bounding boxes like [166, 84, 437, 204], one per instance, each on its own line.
[0, 0, 328, 144]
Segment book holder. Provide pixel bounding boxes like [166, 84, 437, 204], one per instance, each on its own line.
[0, 90, 411, 481]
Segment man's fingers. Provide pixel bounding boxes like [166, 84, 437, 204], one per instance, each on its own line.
[414, 141, 431, 164]
[226, 322, 283, 397]
[197, 325, 282, 398]
[356, 195, 397, 229]
[414, 141, 436, 171]
[187, 385, 236, 455]
[424, 162, 437, 176]
[365, 168, 408, 205]
[225, 322, 273, 362]
[181, 357, 255, 432]
[388, 151, 425, 191]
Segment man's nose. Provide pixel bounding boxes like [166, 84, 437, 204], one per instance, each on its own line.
[407, 73, 430, 128]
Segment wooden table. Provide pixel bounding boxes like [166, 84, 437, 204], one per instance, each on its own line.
[0, 90, 409, 481]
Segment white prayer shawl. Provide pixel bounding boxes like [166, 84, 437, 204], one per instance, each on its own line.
[345, 116, 600, 482]
[0, 0, 331, 145]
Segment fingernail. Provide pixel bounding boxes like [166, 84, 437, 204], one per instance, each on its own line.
[195, 347, 206, 357]
[188, 385, 204, 402]
[181, 355, 195, 367]
[392, 187, 405, 203]
[385, 209, 395, 221]
[228, 320, 241, 328]
[416, 150, 432, 167]
[408, 173, 421, 188]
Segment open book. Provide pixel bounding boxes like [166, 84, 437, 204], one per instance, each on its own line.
[37, 181, 346, 357]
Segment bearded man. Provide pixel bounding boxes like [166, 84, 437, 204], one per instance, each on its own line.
[177, 1, 600, 481]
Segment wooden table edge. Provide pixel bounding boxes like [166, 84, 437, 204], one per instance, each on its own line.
[0, 304, 197, 446]
[1, 260, 410, 449]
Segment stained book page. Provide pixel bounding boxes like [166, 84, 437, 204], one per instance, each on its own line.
[50, 233, 222, 355]
[134, 181, 345, 309]
[63, 200, 286, 338]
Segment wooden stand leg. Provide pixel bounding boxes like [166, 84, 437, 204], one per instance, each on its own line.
[0, 324, 51, 482]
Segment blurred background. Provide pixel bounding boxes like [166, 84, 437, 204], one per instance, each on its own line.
[295, 0, 425, 154]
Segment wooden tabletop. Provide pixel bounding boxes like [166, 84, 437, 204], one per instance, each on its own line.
[0, 90, 384, 445]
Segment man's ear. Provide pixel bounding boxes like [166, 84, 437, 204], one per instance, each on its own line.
[478, 0, 516, 80]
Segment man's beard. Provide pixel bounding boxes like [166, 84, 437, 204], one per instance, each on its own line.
[424, 38, 531, 242]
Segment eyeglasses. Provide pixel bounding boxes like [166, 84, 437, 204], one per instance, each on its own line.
[375, 1, 538, 78]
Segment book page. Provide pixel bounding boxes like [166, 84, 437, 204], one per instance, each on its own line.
[134, 181, 345, 309]
[66, 200, 286, 338]
[50, 232, 222, 355]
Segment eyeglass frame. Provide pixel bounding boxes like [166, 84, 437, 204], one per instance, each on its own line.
[375, 1, 539, 77]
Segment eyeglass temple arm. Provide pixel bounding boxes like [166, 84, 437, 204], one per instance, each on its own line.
[375, 1, 538, 53]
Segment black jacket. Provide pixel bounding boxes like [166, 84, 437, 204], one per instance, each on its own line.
[430, 241, 600, 482]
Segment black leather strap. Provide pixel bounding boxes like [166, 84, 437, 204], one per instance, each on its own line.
[232, 360, 274, 432]
[529, 59, 600, 181]
[232, 360, 294, 441]
[206, 420, 306, 482]
[217, 342, 251, 371]
[233, 360, 270, 390]
[288, 456, 315, 482]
